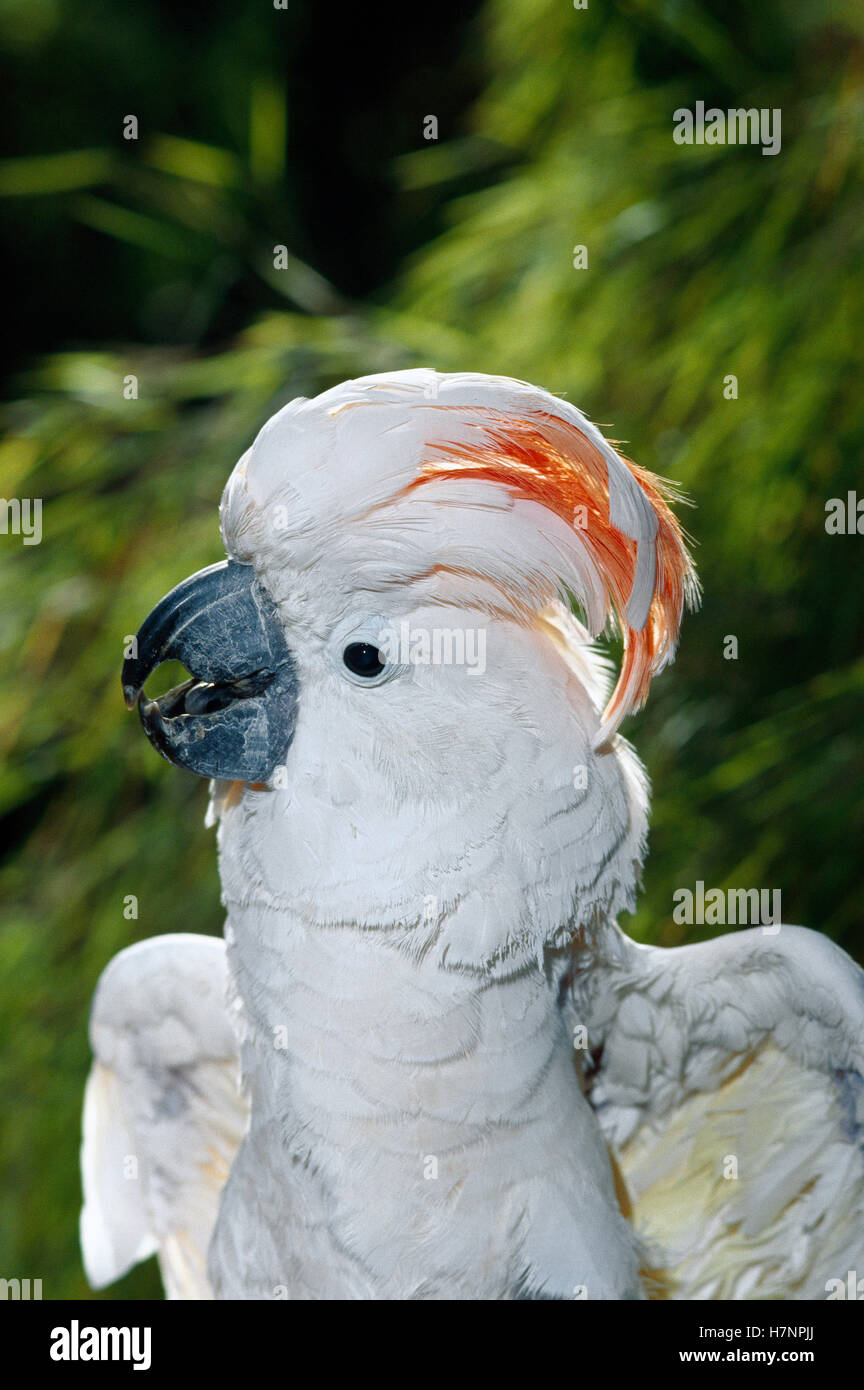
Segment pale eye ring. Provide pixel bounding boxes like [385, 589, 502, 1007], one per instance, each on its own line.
[342, 641, 385, 680]
[328, 615, 406, 688]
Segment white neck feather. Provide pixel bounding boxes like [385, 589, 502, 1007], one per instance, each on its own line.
[211, 890, 642, 1298]
[207, 616, 648, 1296]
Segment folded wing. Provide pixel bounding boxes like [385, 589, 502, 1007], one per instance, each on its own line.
[80, 933, 248, 1299]
[573, 924, 864, 1299]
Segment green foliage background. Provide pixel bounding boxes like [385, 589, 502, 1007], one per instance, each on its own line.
[0, 0, 862, 1298]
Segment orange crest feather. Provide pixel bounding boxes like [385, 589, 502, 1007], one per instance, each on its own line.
[408, 409, 696, 743]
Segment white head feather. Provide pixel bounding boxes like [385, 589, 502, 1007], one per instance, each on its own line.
[213, 369, 696, 973]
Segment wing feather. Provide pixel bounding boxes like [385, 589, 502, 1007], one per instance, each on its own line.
[573, 924, 864, 1300]
[80, 933, 248, 1298]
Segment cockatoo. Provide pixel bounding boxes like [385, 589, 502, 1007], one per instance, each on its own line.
[81, 370, 864, 1300]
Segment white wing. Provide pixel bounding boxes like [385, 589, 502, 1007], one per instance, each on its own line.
[573, 924, 864, 1299]
[80, 933, 248, 1299]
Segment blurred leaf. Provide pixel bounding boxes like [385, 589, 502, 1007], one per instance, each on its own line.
[0, 149, 113, 196]
[145, 135, 242, 188]
[249, 76, 286, 186]
[72, 195, 201, 258]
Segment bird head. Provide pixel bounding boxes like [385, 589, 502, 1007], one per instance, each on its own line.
[122, 370, 696, 969]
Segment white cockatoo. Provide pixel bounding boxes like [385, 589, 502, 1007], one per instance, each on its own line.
[81, 370, 864, 1300]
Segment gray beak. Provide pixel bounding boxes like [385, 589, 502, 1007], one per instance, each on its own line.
[121, 560, 299, 782]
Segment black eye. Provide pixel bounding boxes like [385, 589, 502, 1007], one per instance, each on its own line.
[343, 642, 386, 679]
